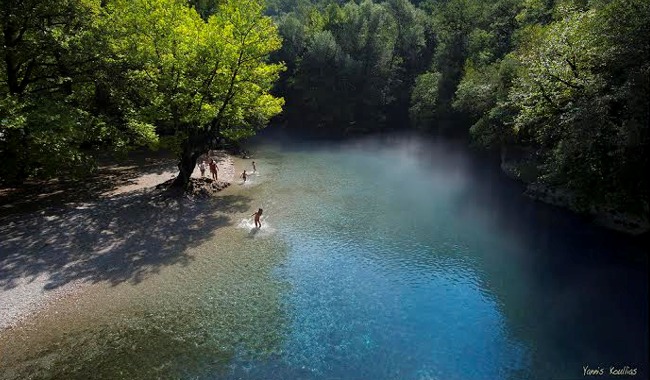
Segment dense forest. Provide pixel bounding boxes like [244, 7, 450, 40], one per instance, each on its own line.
[1, 0, 648, 221]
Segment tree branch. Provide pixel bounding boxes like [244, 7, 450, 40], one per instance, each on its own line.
[17, 59, 37, 93]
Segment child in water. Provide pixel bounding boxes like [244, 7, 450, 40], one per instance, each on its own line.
[199, 161, 206, 177]
[252, 161, 256, 173]
[241, 169, 247, 183]
[252, 208, 263, 228]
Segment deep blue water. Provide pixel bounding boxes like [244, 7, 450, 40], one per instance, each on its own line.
[225, 136, 648, 380]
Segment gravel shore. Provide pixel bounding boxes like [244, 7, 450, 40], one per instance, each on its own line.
[0, 152, 235, 331]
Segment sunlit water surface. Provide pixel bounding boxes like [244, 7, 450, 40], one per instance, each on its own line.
[1, 136, 647, 380]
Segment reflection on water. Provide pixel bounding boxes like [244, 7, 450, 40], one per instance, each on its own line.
[1, 135, 647, 379]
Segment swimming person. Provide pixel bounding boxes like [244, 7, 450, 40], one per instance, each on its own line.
[252, 161, 256, 173]
[252, 208, 263, 228]
[241, 169, 247, 183]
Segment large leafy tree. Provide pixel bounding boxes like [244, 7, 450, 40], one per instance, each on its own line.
[106, 0, 285, 188]
[0, 0, 156, 184]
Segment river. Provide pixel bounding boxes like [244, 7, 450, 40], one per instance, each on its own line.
[1, 135, 647, 379]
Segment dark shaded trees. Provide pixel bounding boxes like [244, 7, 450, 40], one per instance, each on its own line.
[449, 0, 649, 214]
[273, 0, 430, 135]
[0, 0, 156, 184]
[507, 0, 650, 212]
[271, 0, 649, 218]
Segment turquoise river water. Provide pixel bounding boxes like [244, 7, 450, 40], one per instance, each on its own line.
[1, 136, 647, 380]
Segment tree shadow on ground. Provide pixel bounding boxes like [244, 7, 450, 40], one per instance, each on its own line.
[209, 194, 255, 214]
[0, 150, 181, 218]
[0, 149, 237, 219]
[0, 190, 254, 291]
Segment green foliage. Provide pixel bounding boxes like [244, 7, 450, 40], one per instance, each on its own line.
[455, 57, 518, 147]
[455, 0, 649, 214]
[425, 0, 522, 131]
[106, 0, 284, 186]
[1, 0, 284, 185]
[275, 0, 430, 134]
[289, 30, 356, 129]
[413, 0, 647, 215]
[113, 1, 280, 147]
[409, 71, 440, 129]
[454, 62, 500, 118]
[0, 0, 153, 183]
[515, 0, 554, 25]
[510, 11, 601, 138]
[189, 0, 225, 18]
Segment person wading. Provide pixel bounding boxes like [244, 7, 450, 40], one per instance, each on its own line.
[252, 208, 263, 228]
[209, 159, 218, 181]
[199, 160, 206, 177]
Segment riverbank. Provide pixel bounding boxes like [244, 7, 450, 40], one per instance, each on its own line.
[499, 149, 649, 236]
[0, 151, 235, 331]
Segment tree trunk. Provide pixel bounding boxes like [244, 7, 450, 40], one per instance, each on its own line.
[3, 23, 21, 95]
[171, 147, 200, 189]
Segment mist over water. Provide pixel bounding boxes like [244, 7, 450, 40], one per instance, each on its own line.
[243, 135, 648, 379]
[1, 135, 647, 380]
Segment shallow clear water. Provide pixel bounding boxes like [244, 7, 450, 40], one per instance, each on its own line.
[1, 136, 647, 380]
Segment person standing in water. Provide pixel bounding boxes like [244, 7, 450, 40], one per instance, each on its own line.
[241, 169, 247, 183]
[252, 208, 263, 228]
[199, 160, 206, 177]
[252, 161, 256, 173]
[209, 159, 218, 180]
